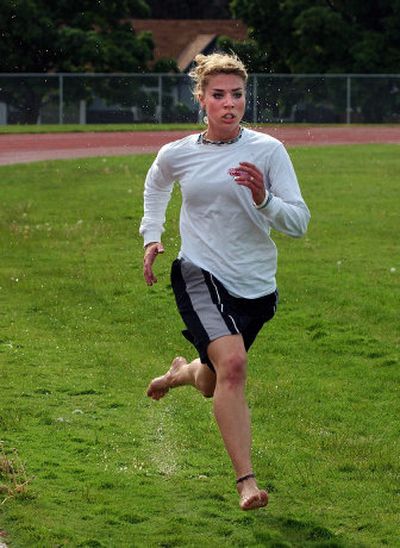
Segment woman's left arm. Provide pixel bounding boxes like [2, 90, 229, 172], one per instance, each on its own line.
[263, 144, 310, 237]
[234, 145, 310, 238]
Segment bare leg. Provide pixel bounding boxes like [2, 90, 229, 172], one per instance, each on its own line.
[208, 334, 268, 510]
[147, 356, 216, 400]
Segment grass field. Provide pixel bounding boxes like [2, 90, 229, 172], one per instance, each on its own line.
[0, 122, 393, 135]
[0, 123, 203, 134]
[0, 145, 399, 547]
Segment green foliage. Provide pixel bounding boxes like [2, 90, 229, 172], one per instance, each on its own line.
[230, 0, 400, 73]
[0, 145, 399, 546]
[290, 6, 352, 73]
[217, 35, 271, 73]
[0, 1, 151, 72]
[0, 0, 153, 122]
[152, 57, 180, 73]
[147, 0, 232, 19]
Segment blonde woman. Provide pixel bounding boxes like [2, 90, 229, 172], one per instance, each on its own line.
[140, 52, 310, 510]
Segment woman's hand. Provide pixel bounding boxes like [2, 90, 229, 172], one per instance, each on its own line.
[230, 161, 267, 206]
[143, 242, 164, 286]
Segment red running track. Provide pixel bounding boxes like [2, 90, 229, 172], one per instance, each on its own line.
[0, 125, 399, 165]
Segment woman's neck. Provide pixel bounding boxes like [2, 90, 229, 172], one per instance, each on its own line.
[200, 126, 244, 146]
[204, 125, 241, 143]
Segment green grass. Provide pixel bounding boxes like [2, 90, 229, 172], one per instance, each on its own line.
[0, 123, 203, 134]
[0, 145, 399, 547]
[1, 122, 396, 134]
[0, 123, 394, 135]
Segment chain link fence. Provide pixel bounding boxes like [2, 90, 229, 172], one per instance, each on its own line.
[0, 73, 399, 125]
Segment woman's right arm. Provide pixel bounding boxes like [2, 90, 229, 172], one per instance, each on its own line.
[143, 242, 165, 286]
[139, 149, 174, 285]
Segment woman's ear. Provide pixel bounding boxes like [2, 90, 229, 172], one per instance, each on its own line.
[198, 94, 205, 110]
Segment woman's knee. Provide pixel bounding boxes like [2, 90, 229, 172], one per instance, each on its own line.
[216, 352, 247, 388]
[207, 335, 247, 389]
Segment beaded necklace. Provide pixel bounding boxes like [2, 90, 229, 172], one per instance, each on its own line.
[198, 127, 244, 146]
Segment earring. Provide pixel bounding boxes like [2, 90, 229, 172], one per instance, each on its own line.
[198, 109, 207, 124]
[199, 108, 208, 125]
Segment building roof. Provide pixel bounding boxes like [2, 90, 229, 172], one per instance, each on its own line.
[177, 33, 217, 72]
[131, 19, 248, 71]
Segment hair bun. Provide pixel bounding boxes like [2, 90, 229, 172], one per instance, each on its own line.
[189, 52, 248, 100]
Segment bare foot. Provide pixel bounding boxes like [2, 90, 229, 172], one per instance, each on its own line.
[237, 477, 269, 511]
[146, 356, 187, 400]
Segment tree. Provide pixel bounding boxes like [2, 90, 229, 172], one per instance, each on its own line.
[146, 0, 232, 19]
[217, 36, 271, 73]
[0, 0, 154, 122]
[230, 0, 400, 121]
[230, 0, 400, 74]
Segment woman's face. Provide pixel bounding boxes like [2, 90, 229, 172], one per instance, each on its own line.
[199, 73, 246, 138]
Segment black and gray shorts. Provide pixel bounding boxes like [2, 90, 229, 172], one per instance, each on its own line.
[170, 258, 278, 371]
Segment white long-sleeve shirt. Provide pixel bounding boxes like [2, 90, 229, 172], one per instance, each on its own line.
[139, 128, 310, 298]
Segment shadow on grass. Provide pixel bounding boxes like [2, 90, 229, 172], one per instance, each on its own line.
[258, 515, 346, 547]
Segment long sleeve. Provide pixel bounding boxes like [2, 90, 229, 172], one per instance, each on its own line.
[259, 144, 310, 237]
[138, 129, 310, 298]
[139, 148, 174, 246]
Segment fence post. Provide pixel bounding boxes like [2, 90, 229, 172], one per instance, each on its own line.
[79, 100, 86, 124]
[158, 75, 162, 123]
[0, 102, 7, 124]
[346, 76, 351, 124]
[59, 74, 64, 125]
[253, 75, 258, 124]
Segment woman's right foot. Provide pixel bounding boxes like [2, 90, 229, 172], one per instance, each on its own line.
[237, 477, 269, 511]
[146, 356, 188, 400]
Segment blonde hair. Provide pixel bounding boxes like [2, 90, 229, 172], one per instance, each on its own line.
[189, 52, 248, 100]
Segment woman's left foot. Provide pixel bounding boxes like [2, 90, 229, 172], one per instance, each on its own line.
[146, 356, 187, 400]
